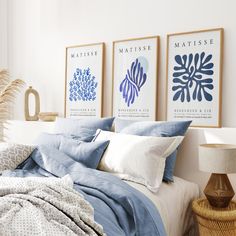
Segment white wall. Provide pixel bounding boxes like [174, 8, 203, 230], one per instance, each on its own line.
[6, 0, 236, 126]
[0, 0, 8, 68]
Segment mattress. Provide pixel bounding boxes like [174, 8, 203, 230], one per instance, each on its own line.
[124, 176, 200, 236]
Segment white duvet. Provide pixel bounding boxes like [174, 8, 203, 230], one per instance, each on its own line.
[124, 176, 200, 236]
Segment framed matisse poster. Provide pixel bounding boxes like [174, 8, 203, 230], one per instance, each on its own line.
[65, 43, 104, 118]
[166, 28, 223, 127]
[112, 36, 159, 120]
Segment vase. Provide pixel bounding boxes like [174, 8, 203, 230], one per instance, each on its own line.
[24, 86, 40, 121]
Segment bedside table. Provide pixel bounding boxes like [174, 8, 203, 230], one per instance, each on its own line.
[192, 198, 236, 235]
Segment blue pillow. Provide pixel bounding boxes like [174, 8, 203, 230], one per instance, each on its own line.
[35, 145, 87, 176]
[33, 133, 80, 149]
[34, 133, 109, 169]
[115, 118, 191, 182]
[59, 137, 109, 169]
[33, 133, 63, 149]
[54, 117, 115, 142]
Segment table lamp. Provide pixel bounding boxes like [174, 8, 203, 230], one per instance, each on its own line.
[199, 144, 236, 208]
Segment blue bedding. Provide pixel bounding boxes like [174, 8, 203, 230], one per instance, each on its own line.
[2, 146, 166, 236]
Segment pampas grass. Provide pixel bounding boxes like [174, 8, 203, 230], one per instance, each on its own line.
[0, 69, 25, 142]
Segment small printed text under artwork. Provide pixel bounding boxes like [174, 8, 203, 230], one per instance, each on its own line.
[70, 108, 96, 117]
[118, 108, 150, 118]
[173, 108, 212, 119]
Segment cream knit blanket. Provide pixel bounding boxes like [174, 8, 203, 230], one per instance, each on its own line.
[0, 176, 105, 236]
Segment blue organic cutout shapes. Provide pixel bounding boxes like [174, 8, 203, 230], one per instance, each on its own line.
[69, 68, 97, 102]
[172, 52, 214, 102]
[120, 58, 147, 107]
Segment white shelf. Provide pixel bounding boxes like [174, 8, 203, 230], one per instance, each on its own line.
[3, 120, 55, 145]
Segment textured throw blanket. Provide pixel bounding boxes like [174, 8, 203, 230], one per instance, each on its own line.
[0, 176, 105, 236]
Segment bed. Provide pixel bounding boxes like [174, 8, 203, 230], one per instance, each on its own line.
[0, 117, 200, 236]
[124, 177, 199, 236]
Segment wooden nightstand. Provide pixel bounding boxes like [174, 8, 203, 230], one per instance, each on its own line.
[192, 198, 236, 235]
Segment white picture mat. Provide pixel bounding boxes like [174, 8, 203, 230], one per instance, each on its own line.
[113, 37, 158, 120]
[65, 43, 103, 118]
[167, 29, 222, 127]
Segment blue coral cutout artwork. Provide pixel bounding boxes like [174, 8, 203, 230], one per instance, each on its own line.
[69, 68, 98, 102]
[120, 58, 147, 107]
[172, 52, 214, 102]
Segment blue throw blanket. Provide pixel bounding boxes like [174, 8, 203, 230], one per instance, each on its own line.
[2, 146, 166, 236]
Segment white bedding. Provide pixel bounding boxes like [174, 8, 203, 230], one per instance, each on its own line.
[124, 176, 200, 236]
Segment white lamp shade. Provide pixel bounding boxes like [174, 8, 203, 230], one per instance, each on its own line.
[199, 144, 236, 174]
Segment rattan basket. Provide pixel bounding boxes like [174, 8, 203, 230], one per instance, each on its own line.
[192, 198, 236, 236]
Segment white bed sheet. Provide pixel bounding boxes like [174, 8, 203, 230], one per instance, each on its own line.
[124, 176, 200, 236]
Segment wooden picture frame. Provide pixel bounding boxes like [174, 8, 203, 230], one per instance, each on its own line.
[112, 36, 159, 120]
[166, 28, 223, 127]
[65, 43, 104, 118]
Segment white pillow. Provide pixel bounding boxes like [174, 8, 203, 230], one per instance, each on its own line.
[0, 143, 35, 173]
[94, 130, 184, 192]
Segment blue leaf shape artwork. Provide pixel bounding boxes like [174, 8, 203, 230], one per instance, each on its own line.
[172, 52, 214, 102]
[120, 58, 147, 107]
[69, 67, 97, 102]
